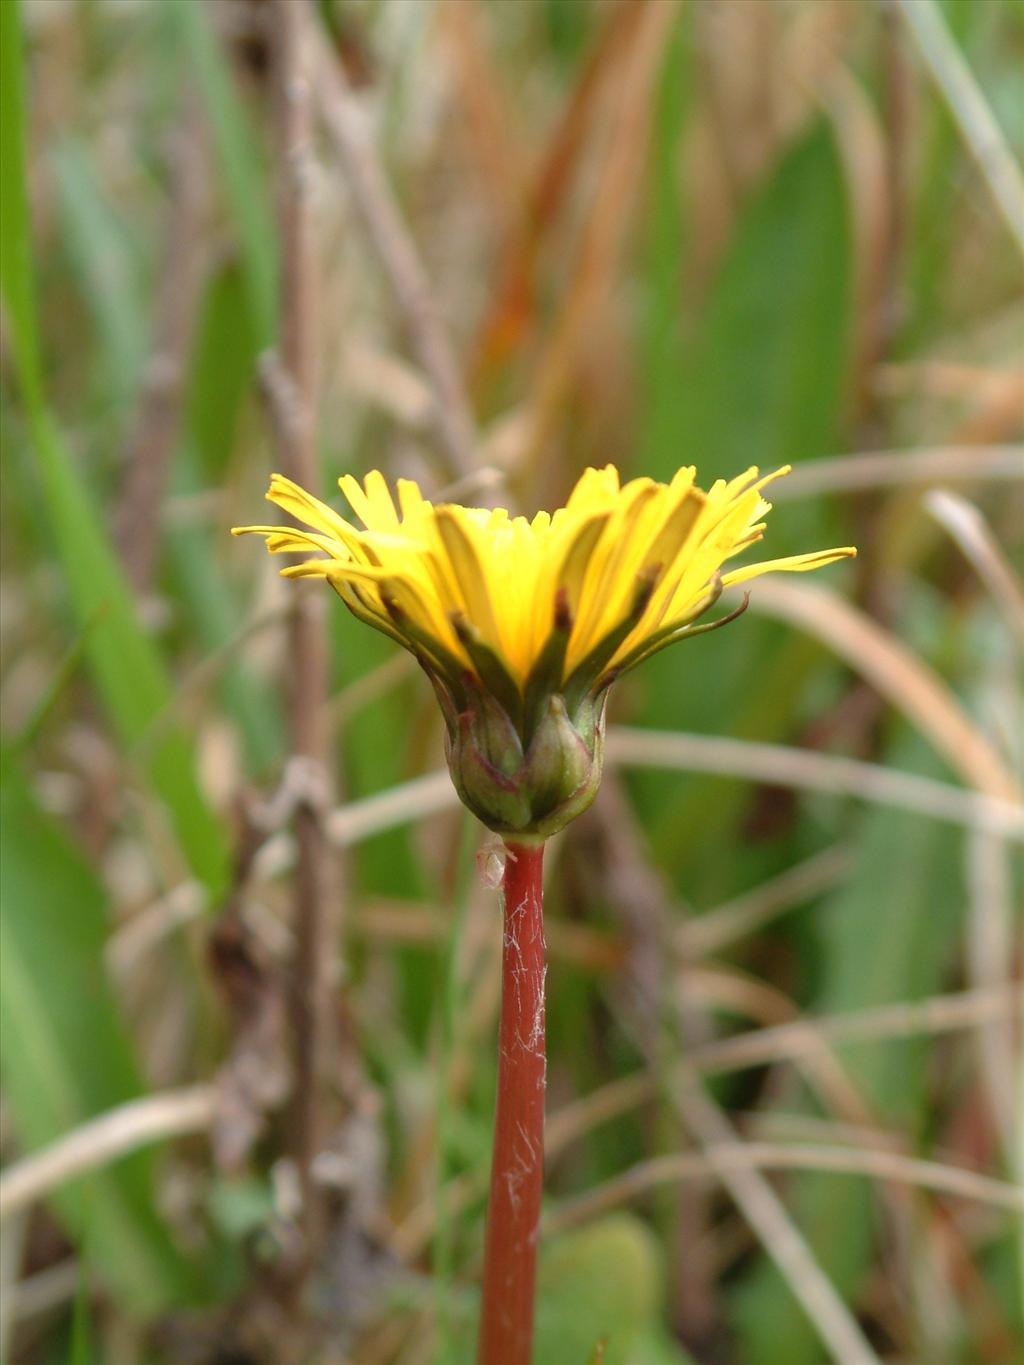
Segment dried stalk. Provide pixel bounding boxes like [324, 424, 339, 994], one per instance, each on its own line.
[390, 982, 1017, 1264]
[0, 1087, 216, 1221]
[546, 1140, 1024, 1234]
[745, 579, 1021, 803]
[689, 984, 1020, 1077]
[304, 7, 478, 481]
[670, 1072, 882, 1365]
[250, 727, 1023, 889]
[926, 489, 1024, 641]
[676, 845, 852, 957]
[772, 445, 1024, 499]
[542, 985, 1021, 1180]
[965, 831, 1019, 1162]
[268, 0, 338, 1261]
[606, 727, 1024, 838]
[895, 0, 1024, 259]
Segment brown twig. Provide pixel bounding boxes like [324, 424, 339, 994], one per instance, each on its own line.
[305, 7, 478, 481]
[268, 0, 339, 1266]
[669, 1071, 882, 1365]
[675, 845, 852, 958]
[0, 1087, 217, 1221]
[605, 727, 1024, 838]
[744, 579, 1022, 803]
[114, 97, 209, 590]
[926, 489, 1024, 641]
[771, 444, 1024, 499]
[545, 1140, 1024, 1235]
[965, 830, 1020, 1162]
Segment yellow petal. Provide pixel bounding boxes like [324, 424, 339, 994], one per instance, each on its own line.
[266, 473, 354, 540]
[235, 464, 856, 701]
[721, 546, 856, 588]
[338, 471, 399, 530]
[434, 506, 502, 650]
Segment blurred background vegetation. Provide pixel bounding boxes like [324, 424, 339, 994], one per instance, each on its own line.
[1, 0, 1022, 1362]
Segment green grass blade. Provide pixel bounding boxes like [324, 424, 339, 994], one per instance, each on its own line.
[0, 0, 41, 409]
[46, 124, 283, 775]
[170, 0, 276, 345]
[0, 765, 198, 1314]
[0, 0, 230, 894]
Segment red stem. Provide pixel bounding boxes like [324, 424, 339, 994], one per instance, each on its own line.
[478, 840, 547, 1365]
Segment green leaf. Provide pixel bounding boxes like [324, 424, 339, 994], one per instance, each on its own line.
[630, 114, 855, 896]
[0, 765, 196, 1314]
[668, 119, 852, 484]
[51, 135, 147, 407]
[534, 1215, 666, 1365]
[184, 261, 259, 481]
[637, 12, 694, 475]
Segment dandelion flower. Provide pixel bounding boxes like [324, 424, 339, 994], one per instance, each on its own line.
[233, 464, 854, 837]
[234, 461, 855, 1365]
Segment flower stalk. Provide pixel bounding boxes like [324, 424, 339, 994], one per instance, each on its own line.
[478, 840, 547, 1365]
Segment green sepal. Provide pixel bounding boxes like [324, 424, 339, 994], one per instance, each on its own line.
[601, 585, 748, 686]
[521, 587, 572, 746]
[450, 611, 524, 731]
[521, 694, 592, 818]
[465, 684, 525, 778]
[528, 694, 606, 838]
[448, 710, 532, 831]
[418, 660, 460, 735]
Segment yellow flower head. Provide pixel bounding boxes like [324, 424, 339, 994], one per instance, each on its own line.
[234, 465, 854, 836]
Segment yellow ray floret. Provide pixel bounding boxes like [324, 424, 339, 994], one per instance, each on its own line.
[232, 466, 855, 696]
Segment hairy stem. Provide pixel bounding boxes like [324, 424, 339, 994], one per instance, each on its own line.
[478, 840, 546, 1365]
